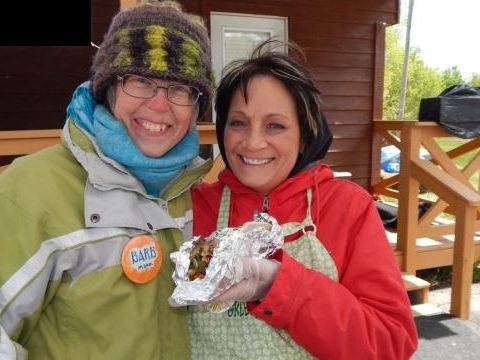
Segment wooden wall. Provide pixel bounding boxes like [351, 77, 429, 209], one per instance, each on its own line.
[0, 0, 119, 131]
[183, 0, 399, 188]
[0, 0, 399, 189]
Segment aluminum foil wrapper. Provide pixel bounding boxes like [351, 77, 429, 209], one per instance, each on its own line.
[169, 212, 283, 307]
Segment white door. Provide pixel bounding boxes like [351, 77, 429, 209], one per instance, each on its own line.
[210, 12, 288, 90]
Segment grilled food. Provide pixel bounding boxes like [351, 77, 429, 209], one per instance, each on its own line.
[187, 237, 217, 280]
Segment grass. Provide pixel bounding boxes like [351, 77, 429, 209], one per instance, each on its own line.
[435, 137, 479, 188]
[435, 138, 476, 167]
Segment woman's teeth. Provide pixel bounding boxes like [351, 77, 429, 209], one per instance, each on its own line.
[241, 156, 272, 165]
[140, 120, 168, 132]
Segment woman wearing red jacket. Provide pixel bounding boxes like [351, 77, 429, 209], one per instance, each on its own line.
[191, 41, 417, 359]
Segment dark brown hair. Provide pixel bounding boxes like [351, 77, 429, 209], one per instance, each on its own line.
[215, 40, 332, 176]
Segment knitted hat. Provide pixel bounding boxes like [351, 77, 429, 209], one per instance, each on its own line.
[90, 0, 213, 116]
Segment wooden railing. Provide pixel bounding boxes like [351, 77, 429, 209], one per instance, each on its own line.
[0, 129, 61, 157]
[373, 120, 480, 319]
[0, 123, 222, 178]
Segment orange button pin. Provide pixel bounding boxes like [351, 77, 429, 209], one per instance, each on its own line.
[121, 235, 163, 284]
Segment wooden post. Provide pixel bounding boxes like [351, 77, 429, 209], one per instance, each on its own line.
[396, 123, 421, 273]
[450, 204, 476, 319]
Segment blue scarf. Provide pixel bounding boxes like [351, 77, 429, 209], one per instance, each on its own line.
[66, 82, 199, 197]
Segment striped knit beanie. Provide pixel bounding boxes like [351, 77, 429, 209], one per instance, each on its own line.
[90, 0, 213, 116]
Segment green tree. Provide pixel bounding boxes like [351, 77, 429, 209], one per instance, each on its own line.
[403, 49, 445, 119]
[383, 27, 403, 120]
[383, 27, 466, 120]
[441, 66, 464, 88]
[469, 73, 480, 86]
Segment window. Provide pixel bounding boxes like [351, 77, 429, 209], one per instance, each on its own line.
[210, 12, 288, 89]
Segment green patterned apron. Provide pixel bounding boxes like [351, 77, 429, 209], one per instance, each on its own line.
[189, 187, 338, 359]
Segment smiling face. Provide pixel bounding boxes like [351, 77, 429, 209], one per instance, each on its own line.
[112, 79, 195, 158]
[224, 75, 302, 193]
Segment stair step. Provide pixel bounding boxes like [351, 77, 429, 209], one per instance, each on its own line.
[402, 273, 430, 291]
[411, 303, 445, 317]
[402, 273, 430, 304]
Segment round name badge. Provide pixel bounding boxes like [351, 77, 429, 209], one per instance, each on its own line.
[121, 235, 163, 284]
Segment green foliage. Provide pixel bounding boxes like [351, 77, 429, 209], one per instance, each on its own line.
[469, 73, 480, 86]
[383, 28, 403, 120]
[383, 27, 470, 120]
[442, 66, 464, 87]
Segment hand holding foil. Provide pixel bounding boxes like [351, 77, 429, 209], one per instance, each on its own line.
[210, 257, 280, 303]
[168, 213, 283, 307]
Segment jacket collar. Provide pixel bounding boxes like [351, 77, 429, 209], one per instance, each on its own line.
[62, 119, 211, 231]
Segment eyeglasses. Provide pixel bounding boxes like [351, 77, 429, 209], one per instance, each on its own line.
[116, 74, 202, 106]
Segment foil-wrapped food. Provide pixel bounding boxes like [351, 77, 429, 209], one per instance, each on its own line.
[168, 212, 283, 308]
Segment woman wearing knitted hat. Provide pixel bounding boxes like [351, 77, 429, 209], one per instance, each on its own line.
[190, 41, 417, 359]
[0, 1, 212, 358]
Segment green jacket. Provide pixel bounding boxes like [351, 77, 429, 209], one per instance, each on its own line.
[0, 121, 211, 359]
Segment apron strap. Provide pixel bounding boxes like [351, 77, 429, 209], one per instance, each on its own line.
[281, 188, 316, 236]
[302, 188, 317, 233]
[216, 186, 231, 230]
[305, 188, 314, 224]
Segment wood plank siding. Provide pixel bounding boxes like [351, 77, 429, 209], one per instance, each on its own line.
[0, 0, 118, 131]
[184, 0, 398, 188]
[0, 0, 399, 189]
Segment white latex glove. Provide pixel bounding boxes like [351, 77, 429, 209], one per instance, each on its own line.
[211, 257, 280, 303]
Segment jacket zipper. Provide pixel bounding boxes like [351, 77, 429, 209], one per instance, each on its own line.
[262, 194, 269, 213]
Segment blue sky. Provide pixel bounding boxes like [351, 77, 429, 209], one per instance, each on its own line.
[400, 0, 480, 78]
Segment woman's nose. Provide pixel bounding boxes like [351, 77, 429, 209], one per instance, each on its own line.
[146, 89, 170, 112]
[244, 129, 267, 150]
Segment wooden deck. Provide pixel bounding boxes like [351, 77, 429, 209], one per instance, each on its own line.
[386, 220, 480, 270]
[373, 120, 480, 319]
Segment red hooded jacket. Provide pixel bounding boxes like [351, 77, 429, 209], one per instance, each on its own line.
[192, 163, 418, 359]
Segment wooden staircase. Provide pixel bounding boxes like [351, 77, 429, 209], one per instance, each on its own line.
[401, 273, 443, 317]
[403, 273, 430, 303]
